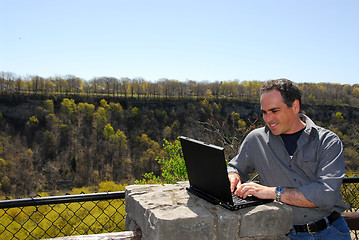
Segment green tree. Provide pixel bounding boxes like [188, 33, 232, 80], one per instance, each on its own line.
[136, 138, 187, 184]
[335, 112, 344, 122]
[100, 99, 110, 111]
[93, 107, 108, 137]
[200, 98, 213, 113]
[60, 98, 77, 123]
[109, 130, 127, 149]
[352, 87, 359, 98]
[130, 106, 139, 117]
[78, 102, 95, 122]
[103, 124, 115, 139]
[131, 134, 163, 178]
[26, 116, 39, 128]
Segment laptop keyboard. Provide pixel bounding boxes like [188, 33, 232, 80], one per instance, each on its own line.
[232, 194, 257, 204]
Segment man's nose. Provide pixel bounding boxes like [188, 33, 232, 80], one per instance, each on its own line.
[263, 113, 272, 123]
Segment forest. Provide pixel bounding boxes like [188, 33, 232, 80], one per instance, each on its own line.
[0, 72, 359, 198]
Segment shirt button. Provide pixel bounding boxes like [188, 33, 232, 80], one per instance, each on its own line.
[293, 179, 297, 182]
[289, 164, 292, 168]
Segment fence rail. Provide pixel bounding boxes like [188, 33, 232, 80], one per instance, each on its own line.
[0, 178, 358, 240]
[0, 192, 125, 209]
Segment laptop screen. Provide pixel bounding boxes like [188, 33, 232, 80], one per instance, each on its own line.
[179, 136, 233, 205]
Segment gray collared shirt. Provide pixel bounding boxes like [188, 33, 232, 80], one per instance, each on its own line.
[228, 114, 348, 225]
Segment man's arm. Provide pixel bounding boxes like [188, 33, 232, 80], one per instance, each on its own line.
[229, 172, 317, 208]
[280, 187, 317, 208]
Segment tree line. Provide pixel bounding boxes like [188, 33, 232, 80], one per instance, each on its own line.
[1, 71, 359, 106]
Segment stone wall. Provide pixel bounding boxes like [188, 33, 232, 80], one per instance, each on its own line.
[125, 182, 293, 240]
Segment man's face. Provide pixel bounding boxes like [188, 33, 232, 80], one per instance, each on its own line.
[260, 90, 299, 135]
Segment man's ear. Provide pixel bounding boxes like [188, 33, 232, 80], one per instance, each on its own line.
[292, 99, 300, 114]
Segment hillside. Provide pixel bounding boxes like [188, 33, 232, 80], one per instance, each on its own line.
[0, 93, 358, 197]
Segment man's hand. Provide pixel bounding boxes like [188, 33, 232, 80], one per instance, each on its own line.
[228, 172, 242, 193]
[228, 172, 318, 206]
[234, 182, 318, 207]
[235, 182, 275, 200]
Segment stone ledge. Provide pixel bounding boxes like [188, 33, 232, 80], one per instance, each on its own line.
[125, 182, 292, 240]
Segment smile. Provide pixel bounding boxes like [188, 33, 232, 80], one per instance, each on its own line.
[268, 123, 278, 129]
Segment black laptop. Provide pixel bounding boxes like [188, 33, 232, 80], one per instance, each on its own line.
[180, 136, 272, 211]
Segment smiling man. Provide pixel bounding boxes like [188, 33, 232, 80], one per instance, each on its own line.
[227, 79, 351, 239]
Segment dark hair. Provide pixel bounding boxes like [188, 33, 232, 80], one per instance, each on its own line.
[260, 79, 302, 107]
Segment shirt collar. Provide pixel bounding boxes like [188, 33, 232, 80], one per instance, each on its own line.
[299, 113, 319, 136]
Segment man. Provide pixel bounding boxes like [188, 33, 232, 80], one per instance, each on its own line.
[228, 79, 351, 239]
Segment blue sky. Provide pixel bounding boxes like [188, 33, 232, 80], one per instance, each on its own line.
[1, 0, 358, 84]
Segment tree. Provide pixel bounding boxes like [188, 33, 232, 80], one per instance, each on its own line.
[78, 102, 95, 124]
[0, 71, 17, 91]
[103, 127, 128, 181]
[135, 138, 187, 184]
[93, 107, 108, 138]
[200, 98, 213, 113]
[131, 134, 163, 178]
[31, 76, 44, 93]
[83, 81, 91, 97]
[220, 81, 239, 97]
[42, 131, 57, 160]
[43, 99, 54, 114]
[335, 112, 344, 122]
[103, 124, 115, 139]
[16, 148, 36, 195]
[15, 78, 24, 93]
[65, 75, 83, 94]
[89, 78, 99, 95]
[208, 81, 221, 98]
[45, 113, 62, 133]
[55, 77, 69, 94]
[0, 157, 9, 192]
[109, 130, 127, 149]
[109, 102, 123, 125]
[119, 78, 130, 98]
[100, 99, 110, 111]
[242, 81, 262, 101]
[27, 116, 39, 128]
[60, 98, 77, 124]
[352, 87, 359, 98]
[106, 77, 119, 97]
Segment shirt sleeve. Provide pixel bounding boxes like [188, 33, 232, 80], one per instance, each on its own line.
[298, 132, 346, 210]
[227, 134, 255, 183]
